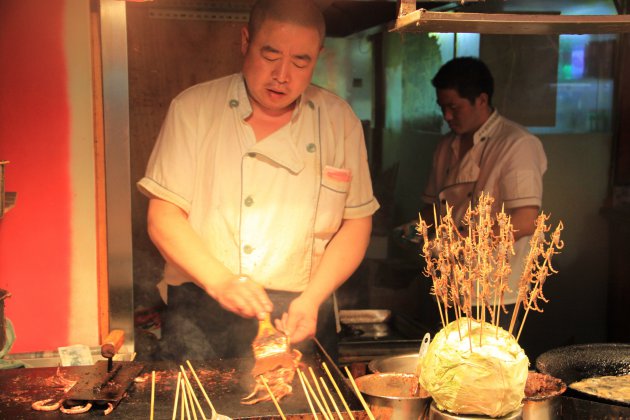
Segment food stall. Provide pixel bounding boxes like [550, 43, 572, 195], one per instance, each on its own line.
[2, 0, 630, 419]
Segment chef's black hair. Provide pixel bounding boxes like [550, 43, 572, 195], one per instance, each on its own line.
[248, 0, 326, 46]
[432, 56, 494, 107]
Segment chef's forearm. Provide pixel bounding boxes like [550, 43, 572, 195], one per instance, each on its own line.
[506, 205, 539, 240]
[147, 198, 234, 296]
[301, 216, 372, 306]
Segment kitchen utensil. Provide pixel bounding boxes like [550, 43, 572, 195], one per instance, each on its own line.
[101, 329, 125, 372]
[64, 330, 143, 405]
[522, 371, 566, 420]
[339, 309, 392, 324]
[416, 332, 431, 376]
[535, 343, 630, 406]
[354, 372, 431, 419]
[368, 353, 419, 375]
[251, 313, 293, 377]
[418, 333, 431, 359]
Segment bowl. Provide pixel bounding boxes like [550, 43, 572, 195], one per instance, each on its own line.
[355, 372, 431, 419]
[368, 353, 419, 375]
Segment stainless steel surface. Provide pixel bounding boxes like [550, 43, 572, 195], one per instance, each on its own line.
[4, 348, 135, 368]
[100, 0, 135, 351]
[368, 352, 419, 374]
[356, 372, 431, 420]
[392, 1, 630, 35]
[339, 309, 392, 324]
[522, 397, 561, 420]
[428, 402, 522, 420]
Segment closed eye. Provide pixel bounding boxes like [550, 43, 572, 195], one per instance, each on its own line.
[292, 57, 310, 69]
[261, 46, 311, 69]
[262, 48, 281, 62]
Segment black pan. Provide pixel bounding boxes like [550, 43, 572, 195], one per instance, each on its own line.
[535, 343, 630, 406]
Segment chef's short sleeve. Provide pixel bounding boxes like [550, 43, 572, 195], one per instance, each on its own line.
[344, 122, 380, 220]
[499, 134, 547, 210]
[137, 95, 196, 213]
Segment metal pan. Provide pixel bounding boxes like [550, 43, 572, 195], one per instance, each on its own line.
[535, 343, 630, 406]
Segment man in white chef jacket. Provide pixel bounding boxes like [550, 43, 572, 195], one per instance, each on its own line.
[399, 57, 547, 329]
[137, 0, 379, 361]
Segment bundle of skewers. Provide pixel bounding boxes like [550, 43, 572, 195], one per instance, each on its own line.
[415, 192, 565, 417]
[417, 192, 564, 345]
[149, 361, 231, 420]
[148, 360, 373, 420]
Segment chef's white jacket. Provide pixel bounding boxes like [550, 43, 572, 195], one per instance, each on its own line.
[138, 73, 379, 300]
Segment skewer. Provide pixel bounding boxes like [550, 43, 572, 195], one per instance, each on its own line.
[322, 362, 355, 420]
[180, 377, 186, 420]
[298, 368, 319, 419]
[343, 366, 375, 420]
[172, 372, 182, 420]
[259, 375, 286, 420]
[309, 367, 334, 419]
[299, 370, 331, 420]
[319, 376, 344, 420]
[181, 379, 192, 420]
[150, 370, 156, 420]
[185, 360, 217, 416]
[180, 365, 207, 420]
[183, 370, 198, 420]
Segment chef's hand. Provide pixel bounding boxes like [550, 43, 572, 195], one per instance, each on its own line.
[275, 295, 318, 344]
[211, 275, 273, 320]
[394, 221, 421, 244]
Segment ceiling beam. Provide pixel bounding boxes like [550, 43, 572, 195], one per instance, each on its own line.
[391, 9, 630, 35]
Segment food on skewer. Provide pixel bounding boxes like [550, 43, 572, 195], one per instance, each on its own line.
[417, 193, 564, 417]
[241, 348, 302, 405]
[242, 314, 302, 405]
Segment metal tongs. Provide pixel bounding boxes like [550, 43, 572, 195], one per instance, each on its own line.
[251, 313, 294, 377]
[415, 332, 431, 377]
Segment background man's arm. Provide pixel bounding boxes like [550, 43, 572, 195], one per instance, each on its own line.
[506, 205, 539, 240]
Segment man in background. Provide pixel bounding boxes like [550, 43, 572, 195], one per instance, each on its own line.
[399, 56, 547, 327]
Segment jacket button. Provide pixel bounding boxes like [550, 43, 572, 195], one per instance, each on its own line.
[306, 143, 317, 153]
[229, 99, 239, 108]
[244, 196, 254, 207]
[243, 245, 253, 254]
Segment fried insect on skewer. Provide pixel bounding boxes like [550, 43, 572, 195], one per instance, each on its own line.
[241, 349, 303, 405]
[419, 192, 563, 346]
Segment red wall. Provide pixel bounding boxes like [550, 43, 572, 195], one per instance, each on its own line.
[0, 0, 71, 353]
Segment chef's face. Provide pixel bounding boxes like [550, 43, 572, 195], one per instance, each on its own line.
[436, 88, 489, 137]
[241, 19, 321, 117]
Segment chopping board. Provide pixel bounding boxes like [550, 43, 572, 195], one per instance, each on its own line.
[0, 351, 367, 419]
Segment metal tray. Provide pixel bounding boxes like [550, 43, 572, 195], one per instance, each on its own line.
[536, 343, 630, 407]
[339, 309, 391, 324]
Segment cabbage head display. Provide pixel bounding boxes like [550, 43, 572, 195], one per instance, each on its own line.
[418, 318, 529, 418]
